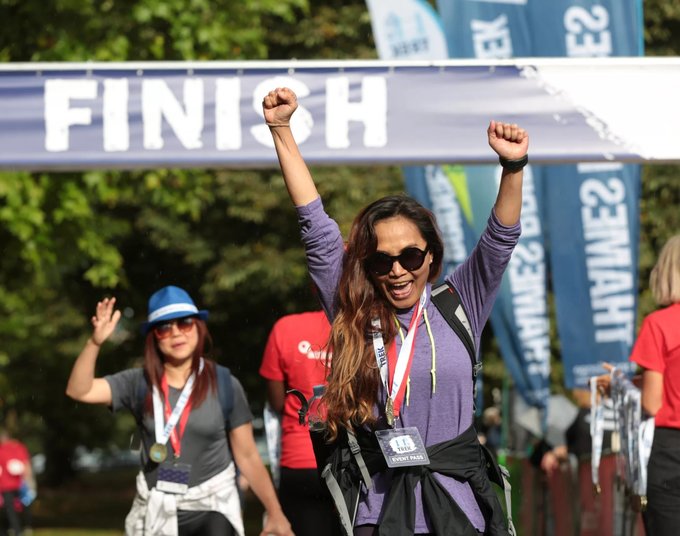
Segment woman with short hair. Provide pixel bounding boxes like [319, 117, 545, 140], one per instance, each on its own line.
[629, 235, 680, 535]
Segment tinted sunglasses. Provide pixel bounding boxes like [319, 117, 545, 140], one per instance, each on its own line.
[153, 317, 197, 340]
[365, 247, 429, 276]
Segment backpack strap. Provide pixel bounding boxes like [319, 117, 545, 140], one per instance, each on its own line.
[430, 282, 482, 407]
[317, 428, 374, 536]
[347, 429, 373, 491]
[215, 364, 234, 429]
[135, 376, 148, 424]
[321, 463, 356, 536]
[431, 283, 516, 533]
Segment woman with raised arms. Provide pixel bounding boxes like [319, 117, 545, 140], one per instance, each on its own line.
[262, 87, 528, 536]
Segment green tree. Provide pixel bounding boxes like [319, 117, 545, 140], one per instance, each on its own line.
[644, 0, 680, 55]
[0, 0, 397, 484]
[638, 0, 680, 322]
[2, 166, 403, 483]
[1, 0, 679, 485]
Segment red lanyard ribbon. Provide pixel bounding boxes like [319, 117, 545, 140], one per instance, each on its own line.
[386, 306, 422, 420]
[161, 374, 194, 458]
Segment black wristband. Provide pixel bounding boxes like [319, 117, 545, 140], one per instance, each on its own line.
[499, 154, 528, 172]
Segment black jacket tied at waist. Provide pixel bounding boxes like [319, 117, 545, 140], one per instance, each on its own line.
[312, 424, 510, 536]
[379, 425, 508, 536]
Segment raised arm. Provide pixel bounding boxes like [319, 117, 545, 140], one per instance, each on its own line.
[488, 121, 529, 226]
[65, 297, 120, 405]
[262, 87, 319, 207]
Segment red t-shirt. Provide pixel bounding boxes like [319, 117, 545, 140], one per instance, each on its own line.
[259, 311, 331, 469]
[0, 440, 30, 492]
[629, 303, 680, 429]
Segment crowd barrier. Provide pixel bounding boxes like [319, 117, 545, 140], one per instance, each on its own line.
[506, 455, 645, 536]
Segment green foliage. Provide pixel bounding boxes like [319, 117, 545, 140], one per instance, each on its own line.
[0, 0, 394, 484]
[636, 164, 680, 322]
[263, 0, 377, 60]
[0, 165, 401, 484]
[644, 0, 680, 55]
[0, 0, 679, 484]
[0, 0, 308, 61]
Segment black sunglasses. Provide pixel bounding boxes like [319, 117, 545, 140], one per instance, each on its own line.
[365, 247, 429, 276]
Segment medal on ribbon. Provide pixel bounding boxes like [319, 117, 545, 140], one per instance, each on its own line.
[149, 442, 168, 463]
[385, 396, 394, 427]
[372, 290, 427, 428]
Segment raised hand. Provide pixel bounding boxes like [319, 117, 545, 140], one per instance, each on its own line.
[90, 297, 121, 346]
[487, 121, 529, 161]
[262, 87, 298, 127]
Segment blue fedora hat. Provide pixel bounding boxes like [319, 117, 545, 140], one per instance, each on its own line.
[141, 285, 209, 334]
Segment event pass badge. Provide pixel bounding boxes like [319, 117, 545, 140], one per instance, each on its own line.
[375, 427, 429, 468]
[156, 462, 191, 494]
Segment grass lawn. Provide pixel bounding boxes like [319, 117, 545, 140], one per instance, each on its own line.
[30, 469, 135, 532]
[34, 531, 123, 536]
[26, 469, 265, 535]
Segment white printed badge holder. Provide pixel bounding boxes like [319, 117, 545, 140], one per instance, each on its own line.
[375, 427, 430, 468]
[157, 461, 192, 495]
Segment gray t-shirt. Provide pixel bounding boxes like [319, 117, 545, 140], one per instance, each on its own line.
[105, 366, 253, 489]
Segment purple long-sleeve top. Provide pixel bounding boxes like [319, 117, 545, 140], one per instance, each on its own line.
[297, 196, 520, 533]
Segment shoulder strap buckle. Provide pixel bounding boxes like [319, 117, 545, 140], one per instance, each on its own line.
[473, 362, 483, 379]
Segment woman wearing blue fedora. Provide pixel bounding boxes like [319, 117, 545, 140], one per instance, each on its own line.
[66, 285, 294, 536]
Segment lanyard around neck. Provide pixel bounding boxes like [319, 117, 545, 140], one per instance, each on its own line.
[152, 357, 203, 458]
[372, 289, 427, 424]
[394, 308, 437, 408]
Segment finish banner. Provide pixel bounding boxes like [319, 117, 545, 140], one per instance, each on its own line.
[437, 0, 551, 409]
[1, 58, 679, 171]
[530, 0, 644, 388]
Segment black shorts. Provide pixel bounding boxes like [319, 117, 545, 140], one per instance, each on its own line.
[178, 510, 234, 536]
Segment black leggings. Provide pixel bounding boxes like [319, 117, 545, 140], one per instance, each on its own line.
[178, 510, 234, 536]
[643, 427, 680, 536]
[278, 467, 342, 536]
[355, 525, 436, 536]
[0, 491, 22, 536]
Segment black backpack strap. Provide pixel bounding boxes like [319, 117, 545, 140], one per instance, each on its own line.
[431, 283, 516, 532]
[216, 364, 234, 429]
[430, 282, 481, 403]
[135, 376, 148, 424]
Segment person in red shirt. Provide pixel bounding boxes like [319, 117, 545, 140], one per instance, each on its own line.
[259, 310, 340, 536]
[0, 428, 32, 536]
[629, 234, 680, 535]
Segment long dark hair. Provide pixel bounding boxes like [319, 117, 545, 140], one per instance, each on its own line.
[141, 319, 217, 414]
[324, 195, 444, 440]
